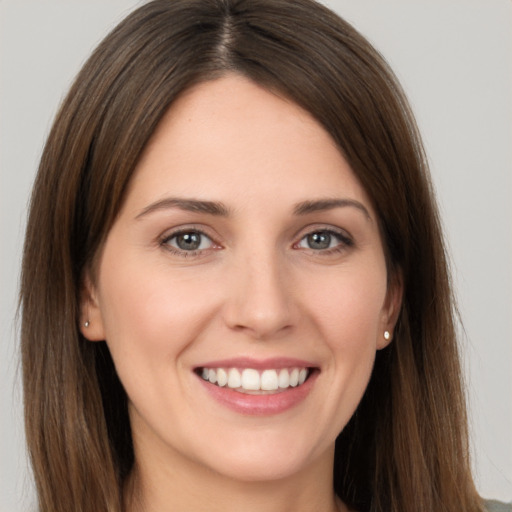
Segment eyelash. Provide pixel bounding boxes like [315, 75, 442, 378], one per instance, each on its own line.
[294, 228, 354, 256]
[160, 228, 218, 258]
[159, 227, 354, 258]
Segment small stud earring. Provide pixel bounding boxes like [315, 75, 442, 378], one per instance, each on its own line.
[384, 330, 391, 341]
[84, 321, 90, 328]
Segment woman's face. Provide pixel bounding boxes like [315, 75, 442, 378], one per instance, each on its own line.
[82, 75, 400, 483]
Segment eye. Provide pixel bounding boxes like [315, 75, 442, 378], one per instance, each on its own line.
[163, 230, 214, 253]
[296, 229, 352, 251]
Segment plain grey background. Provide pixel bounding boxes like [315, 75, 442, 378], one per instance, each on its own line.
[1, 1, 511, 510]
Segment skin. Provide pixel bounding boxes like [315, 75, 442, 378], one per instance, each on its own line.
[82, 75, 402, 512]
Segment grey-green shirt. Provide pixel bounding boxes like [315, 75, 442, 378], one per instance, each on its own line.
[485, 500, 512, 512]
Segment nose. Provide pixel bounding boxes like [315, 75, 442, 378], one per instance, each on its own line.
[222, 250, 296, 340]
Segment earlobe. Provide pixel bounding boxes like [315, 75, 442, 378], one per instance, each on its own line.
[79, 275, 106, 342]
[377, 329, 393, 350]
[377, 271, 404, 350]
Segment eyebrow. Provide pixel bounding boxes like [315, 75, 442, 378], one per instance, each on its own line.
[293, 198, 371, 220]
[135, 197, 230, 219]
[135, 196, 371, 220]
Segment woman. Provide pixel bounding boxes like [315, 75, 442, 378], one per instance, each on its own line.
[19, 0, 503, 511]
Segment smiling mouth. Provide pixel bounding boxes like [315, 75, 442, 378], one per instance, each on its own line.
[196, 367, 314, 394]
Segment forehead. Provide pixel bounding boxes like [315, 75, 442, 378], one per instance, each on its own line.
[125, 74, 373, 214]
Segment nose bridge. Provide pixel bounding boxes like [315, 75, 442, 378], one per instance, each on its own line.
[224, 241, 294, 339]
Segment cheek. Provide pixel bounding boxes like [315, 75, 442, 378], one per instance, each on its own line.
[307, 263, 386, 387]
[305, 264, 387, 346]
[317, 268, 387, 410]
[96, 251, 221, 369]
[94, 255, 224, 427]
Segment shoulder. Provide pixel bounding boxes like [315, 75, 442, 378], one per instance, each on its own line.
[484, 500, 512, 512]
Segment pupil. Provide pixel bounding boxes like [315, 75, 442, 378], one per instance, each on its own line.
[177, 232, 201, 250]
[308, 232, 330, 249]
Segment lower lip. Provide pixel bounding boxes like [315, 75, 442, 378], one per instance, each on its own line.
[196, 371, 318, 416]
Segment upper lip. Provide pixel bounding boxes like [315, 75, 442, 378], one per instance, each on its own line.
[195, 357, 318, 370]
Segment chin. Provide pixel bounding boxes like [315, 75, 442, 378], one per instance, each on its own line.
[208, 453, 316, 483]
[186, 426, 332, 484]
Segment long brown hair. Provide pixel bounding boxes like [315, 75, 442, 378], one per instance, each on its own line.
[20, 1, 482, 511]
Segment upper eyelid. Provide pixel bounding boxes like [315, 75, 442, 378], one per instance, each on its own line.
[160, 225, 217, 241]
[162, 230, 213, 244]
[294, 224, 353, 240]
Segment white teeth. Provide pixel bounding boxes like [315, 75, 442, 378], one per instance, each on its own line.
[261, 369, 279, 390]
[217, 368, 228, 387]
[227, 368, 241, 388]
[241, 369, 260, 390]
[200, 367, 311, 392]
[278, 369, 289, 388]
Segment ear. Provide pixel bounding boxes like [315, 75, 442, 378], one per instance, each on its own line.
[377, 270, 404, 350]
[79, 273, 106, 342]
